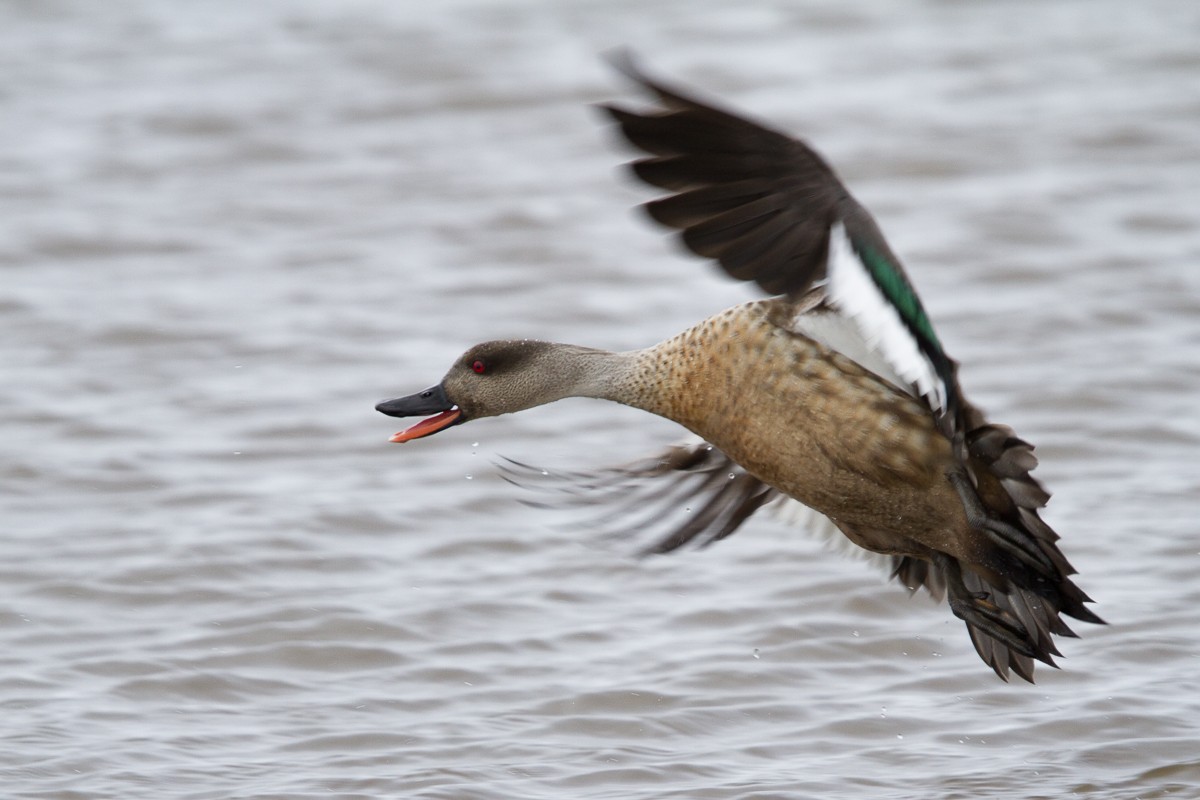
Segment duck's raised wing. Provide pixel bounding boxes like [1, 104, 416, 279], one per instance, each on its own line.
[601, 57, 960, 421]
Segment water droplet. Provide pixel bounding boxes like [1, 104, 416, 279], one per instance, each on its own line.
[728, 473, 735, 480]
[472, 442, 479, 447]
[851, 630, 860, 637]
[752, 648, 760, 660]
[896, 734, 904, 740]
[465, 474, 473, 480]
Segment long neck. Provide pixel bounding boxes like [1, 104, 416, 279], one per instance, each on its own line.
[548, 337, 698, 421]
[527, 318, 730, 428]
[539, 344, 648, 406]
[561, 302, 779, 433]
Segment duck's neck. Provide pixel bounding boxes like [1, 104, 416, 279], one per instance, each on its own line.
[550, 338, 692, 422]
[544, 345, 651, 406]
[559, 304, 771, 434]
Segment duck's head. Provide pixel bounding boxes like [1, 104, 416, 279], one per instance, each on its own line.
[376, 339, 607, 443]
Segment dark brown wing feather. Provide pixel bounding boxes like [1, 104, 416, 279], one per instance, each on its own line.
[883, 396, 1102, 683]
[601, 56, 965, 420]
[499, 443, 778, 555]
[949, 400, 1103, 681]
[600, 61, 850, 299]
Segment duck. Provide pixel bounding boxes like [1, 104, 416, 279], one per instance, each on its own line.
[376, 56, 1102, 682]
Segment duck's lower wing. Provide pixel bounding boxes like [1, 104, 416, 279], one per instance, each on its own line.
[502, 432, 1100, 682]
[501, 442, 915, 578]
[500, 442, 777, 554]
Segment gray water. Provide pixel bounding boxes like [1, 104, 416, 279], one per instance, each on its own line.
[3, 1, 1199, 797]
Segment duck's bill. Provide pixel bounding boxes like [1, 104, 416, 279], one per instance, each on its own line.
[387, 408, 462, 442]
[375, 384, 465, 443]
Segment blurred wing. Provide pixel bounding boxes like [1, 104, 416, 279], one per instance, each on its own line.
[601, 54, 961, 421]
[502, 442, 914, 590]
[501, 443, 778, 555]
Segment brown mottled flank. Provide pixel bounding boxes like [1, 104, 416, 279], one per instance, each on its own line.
[624, 299, 970, 561]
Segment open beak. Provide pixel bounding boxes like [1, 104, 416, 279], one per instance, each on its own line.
[375, 384, 464, 443]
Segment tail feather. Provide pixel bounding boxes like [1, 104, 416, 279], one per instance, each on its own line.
[943, 409, 1105, 680]
[889, 402, 1102, 681]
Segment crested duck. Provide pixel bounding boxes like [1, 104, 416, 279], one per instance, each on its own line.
[377, 58, 1102, 682]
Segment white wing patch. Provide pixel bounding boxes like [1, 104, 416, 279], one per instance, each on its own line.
[824, 222, 947, 412]
[787, 309, 915, 398]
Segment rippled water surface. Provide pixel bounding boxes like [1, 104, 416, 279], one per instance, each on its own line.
[3, 1, 1199, 797]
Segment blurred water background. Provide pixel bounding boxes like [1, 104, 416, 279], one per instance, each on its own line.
[3, 1, 1199, 797]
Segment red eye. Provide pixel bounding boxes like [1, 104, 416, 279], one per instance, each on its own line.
[472, 359, 486, 374]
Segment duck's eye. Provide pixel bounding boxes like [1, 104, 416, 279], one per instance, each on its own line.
[472, 359, 487, 374]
